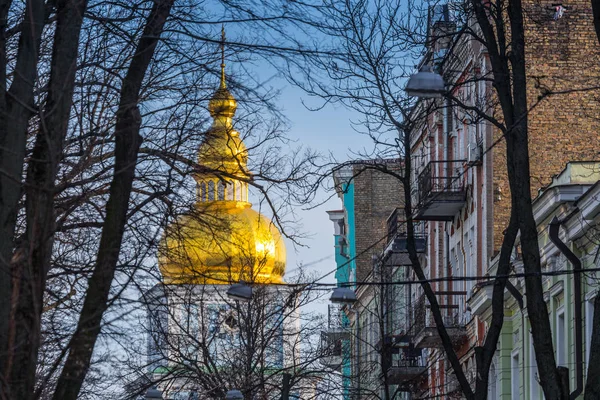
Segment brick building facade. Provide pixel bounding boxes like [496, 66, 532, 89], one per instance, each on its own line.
[406, 1, 600, 398]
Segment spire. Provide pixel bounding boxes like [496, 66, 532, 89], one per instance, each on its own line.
[199, 26, 247, 196]
[208, 25, 237, 120]
[220, 25, 226, 89]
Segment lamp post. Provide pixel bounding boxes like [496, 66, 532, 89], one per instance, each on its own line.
[405, 65, 445, 98]
[330, 287, 357, 304]
[226, 282, 253, 302]
[225, 389, 244, 400]
[144, 387, 163, 400]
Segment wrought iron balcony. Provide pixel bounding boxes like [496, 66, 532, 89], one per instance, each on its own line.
[466, 281, 494, 317]
[321, 303, 350, 341]
[382, 209, 427, 267]
[387, 353, 427, 386]
[412, 295, 467, 349]
[415, 160, 467, 221]
[319, 330, 344, 371]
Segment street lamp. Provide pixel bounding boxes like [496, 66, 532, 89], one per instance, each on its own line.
[145, 386, 163, 400]
[330, 287, 357, 304]
[405, 65, 445, 98]
[226, 282, 253, 302]
[225, 389, 244, 400]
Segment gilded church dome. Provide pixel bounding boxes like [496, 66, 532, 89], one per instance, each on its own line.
[159, 40, 286, 285]
[208, 86, 237, 119]
[197, 125, 247, 178]
[160, 202, 286, 285]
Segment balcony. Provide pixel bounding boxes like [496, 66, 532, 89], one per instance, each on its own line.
[387, 347, 427, 385]
[412, 296, 467, 349]
[322, 303, 350, 340]
[466, 281, 494, 317]
[415, 160, 466, 221]
[319, 330, 344, 371]
[383, 209, 427, 267]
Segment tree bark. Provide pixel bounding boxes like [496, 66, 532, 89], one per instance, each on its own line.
[0, 1, 45, 397]
[51, 1, 174, 399]
[5, 2, 89, 399]
[401, 127, 474, 400]
[473, 213, 518, 400]
[506, 0, 564, 397]
[469, 0, 566, 397]
[592, 0, 600, 48]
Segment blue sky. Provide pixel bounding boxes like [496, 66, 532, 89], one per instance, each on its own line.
[273, 83, 373, 284]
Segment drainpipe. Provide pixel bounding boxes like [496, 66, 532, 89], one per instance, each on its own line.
[549, 216, 583, 400]
[348, 307, 360, 400]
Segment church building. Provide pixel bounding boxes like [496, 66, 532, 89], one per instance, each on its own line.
[144, 46, 297, 400]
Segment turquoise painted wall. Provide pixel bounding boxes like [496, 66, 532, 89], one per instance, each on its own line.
[336, 181, 356, 285]
[336, 181, 356, 400]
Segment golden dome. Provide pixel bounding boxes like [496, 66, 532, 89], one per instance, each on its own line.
[208, 86, 237, 119]
[197, 126, 247, 178]
[159, 33, 286, 285]
[159, 202, 286, 284]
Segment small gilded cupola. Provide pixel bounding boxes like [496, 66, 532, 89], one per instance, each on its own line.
[196, 26, 249, 204]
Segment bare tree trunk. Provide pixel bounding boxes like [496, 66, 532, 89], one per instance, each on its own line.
[401, 127, 475, 400]
[473, 213, 518, 400]
[0, 0, 45, 397]
[0, 0, 14, 390]
[4, 2, 90, 399]
[51, 1, 174, 398]
[592, 0, 600, 48]
[469, 0, 566, 397]
[506, 0, 564, 397]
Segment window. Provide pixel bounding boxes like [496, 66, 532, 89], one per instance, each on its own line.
[207, 181, 215, 201]
[236, 182, 242, 201]
[556, 307, 566, 366]
[457, 241, 464, 300]
[469, 226, 475, 271]
[586, 299, 595, 365]
[226, 181, 234, 200]
[488, 361, 497, 400]
[511, 350, 520, 400]
[200, 182, 206, 201]
[217, 181, 225, 200]
[457, 127, 464, 159]
[529, 334, 539, 400]
[465, 231, 473, 294]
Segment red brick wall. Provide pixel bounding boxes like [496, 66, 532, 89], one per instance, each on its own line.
[491, 0, 600, 253]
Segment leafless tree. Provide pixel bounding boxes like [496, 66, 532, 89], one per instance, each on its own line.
[0, 0, 326, 398]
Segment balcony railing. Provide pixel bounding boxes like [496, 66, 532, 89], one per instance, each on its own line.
[415, 160, 467, 221]
[387, 354, 427, 385]
[327, 304, 346, 331]
[386, 208, 403, 243]
[319, 330, 344, 371]
[322, 304, 350, 341]
[411, 295, 467, 348]
[383, 209, 427, 266]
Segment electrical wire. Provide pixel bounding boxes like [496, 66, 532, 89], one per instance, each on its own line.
[279, 266, 600, 289]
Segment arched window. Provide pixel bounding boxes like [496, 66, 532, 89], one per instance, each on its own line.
[208, 181, 215, 201]
[226, 181, 234, 200]
[236, 182, 242, 201]
[217, 181, 225, 200]
[200, 182, 207, 202]
[488, 361, 497, 400]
